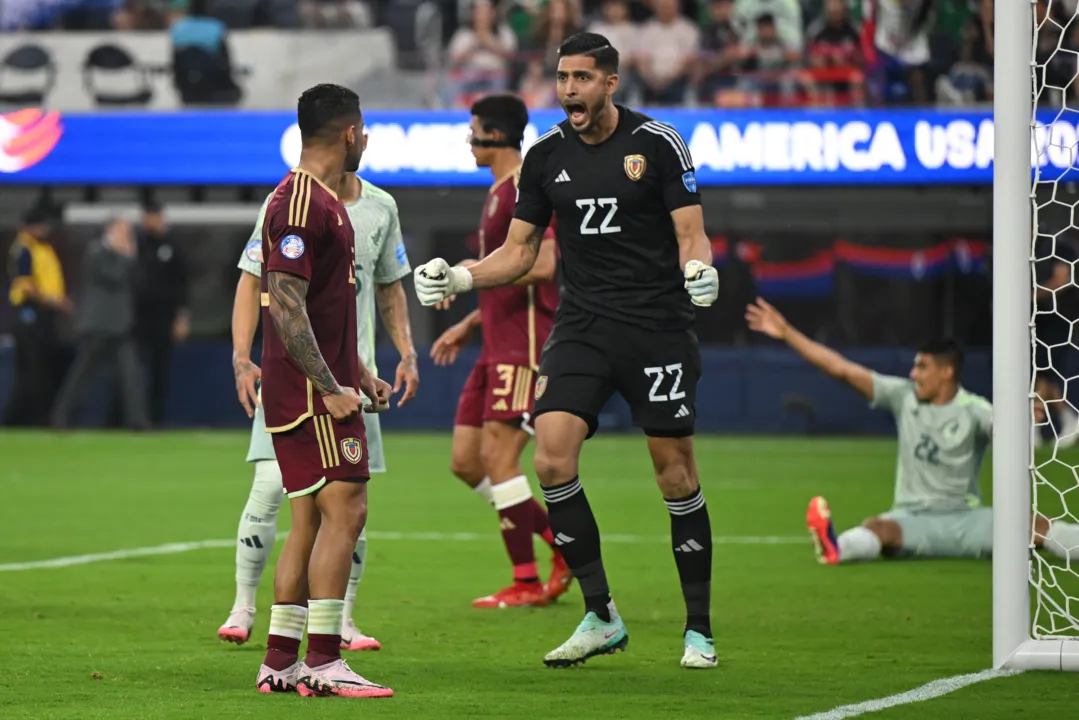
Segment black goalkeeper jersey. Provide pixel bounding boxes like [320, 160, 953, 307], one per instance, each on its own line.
[513, 105, 702, 332]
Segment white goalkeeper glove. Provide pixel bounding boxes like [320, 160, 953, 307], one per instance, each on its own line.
[413, 258, 474, 307]
[683, 260, 719, 307]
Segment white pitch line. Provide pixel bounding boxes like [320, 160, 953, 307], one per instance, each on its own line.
[792, 669, 1022, 720]
[0, 531, 806, 573]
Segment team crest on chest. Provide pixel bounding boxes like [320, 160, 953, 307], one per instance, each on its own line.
[488, 195, 499, 217]
[341, 437, 363, 464]
[624, 154, 646, 181]
[535, 375, 548, 400]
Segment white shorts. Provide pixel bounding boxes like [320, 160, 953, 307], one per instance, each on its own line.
[881, 506, 993, 559]
[246, 403, 386, 474]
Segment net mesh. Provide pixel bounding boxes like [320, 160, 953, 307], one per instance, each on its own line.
[1031, 0, 1079, 640]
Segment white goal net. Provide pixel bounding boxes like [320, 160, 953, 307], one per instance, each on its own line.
[1031, 0, 1079, 642]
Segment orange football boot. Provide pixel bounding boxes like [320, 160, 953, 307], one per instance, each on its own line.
[806, 496, 840, 565]
[472, 581, 550, 608]
[544, 551, 574, 602]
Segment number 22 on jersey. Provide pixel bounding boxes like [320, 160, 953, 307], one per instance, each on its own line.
[576, 198, 621, 235]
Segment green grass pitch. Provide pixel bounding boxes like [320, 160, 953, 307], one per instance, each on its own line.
[0, 431, 1076, 719]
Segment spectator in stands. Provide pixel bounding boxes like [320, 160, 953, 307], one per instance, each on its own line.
[863, 0, 934, 105]
[734, 0, 803, 52]
[742, 13, 801, 106]
[170, 0, 242, 105]
[804, 0, 864, 106]
[696, 0, 749, 106]
[447, 0, 518, 106]
[130, 200, 189, 426]
[526, 0, 586, 72]
[935, 17, 992, 106]
[112, 0, 169, 30]
[586, 0, 640, 102]
[52, 218, 148, 431]
[588, 0, 640, 59]
[635, 0, 700, 105]
[518, 0, 585, 105]
[3, 204, 70, 428]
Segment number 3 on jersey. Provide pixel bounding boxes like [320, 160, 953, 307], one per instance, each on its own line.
[576, 198, 621, 235]
[644, 364, 685, 402]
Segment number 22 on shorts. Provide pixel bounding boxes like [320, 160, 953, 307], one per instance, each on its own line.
[644, 363, 685, 403]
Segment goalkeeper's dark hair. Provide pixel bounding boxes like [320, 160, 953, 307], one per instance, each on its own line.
[470, 94, 529, 149]
[558, 32, 619, 74]
[917, 338, 965, 379]
[297, 84, 362, 144]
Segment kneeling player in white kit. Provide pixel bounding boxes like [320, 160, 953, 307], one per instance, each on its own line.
[746, 298, 1079, 564]
[219, 169, 418, 649]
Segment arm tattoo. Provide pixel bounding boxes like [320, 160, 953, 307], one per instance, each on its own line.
[267, 271, 338, 396]
[523, 227, 544, 255]
[376, 281, 417, 366]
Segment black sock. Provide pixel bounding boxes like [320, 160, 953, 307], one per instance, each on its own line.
[541, 477, 611, 622]
[666, 487, 712, 638]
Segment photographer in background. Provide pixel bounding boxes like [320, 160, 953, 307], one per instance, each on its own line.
[4, 204, 71, 427]
[51, 218, 149, 430]
[132, 200, 189, 426]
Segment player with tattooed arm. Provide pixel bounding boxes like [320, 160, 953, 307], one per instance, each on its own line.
[253, 84, 393, 698]
[221, 140, 417, 650]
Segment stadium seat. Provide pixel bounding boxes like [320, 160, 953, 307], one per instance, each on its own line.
[172, 46, 242, 107]
[0, 44, 56, 107]
[82, 44, 154, 107]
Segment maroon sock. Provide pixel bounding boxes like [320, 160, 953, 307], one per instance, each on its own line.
[264, 634, 302, 671]
[530, 497, 556, 547]
[499, 499, 538, 582]
[304, 634, 341, 669]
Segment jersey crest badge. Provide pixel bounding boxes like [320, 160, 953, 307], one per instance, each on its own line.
[488, 195, 499, 217]
[341, 437, 363, 464]
[624, 154, 646, 181]
[244, 238, 263, 264]
[682, 170, 698, 193]
[535, 375, 548, 401]
[280, 234, 305, 259]
[942, 419, 962, 442]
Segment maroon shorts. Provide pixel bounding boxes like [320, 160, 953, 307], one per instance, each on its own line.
[271, 413, 369, 497]
[454, 359, 537, 428]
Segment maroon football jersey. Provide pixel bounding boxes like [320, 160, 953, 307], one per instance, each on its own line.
[477, 168, 558, 368]
[260, 169, 360, 432]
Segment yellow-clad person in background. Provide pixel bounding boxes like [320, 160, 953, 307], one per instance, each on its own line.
[4, 203, 71, 427]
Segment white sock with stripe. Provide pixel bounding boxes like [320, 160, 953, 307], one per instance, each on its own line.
[268, 603, 307, 642]
[308, 599, 345, 638]
[234, 460, 283, 610]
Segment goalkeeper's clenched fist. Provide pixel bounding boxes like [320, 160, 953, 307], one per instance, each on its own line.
[413, 258, 474, 307]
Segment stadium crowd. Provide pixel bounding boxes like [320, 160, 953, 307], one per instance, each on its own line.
[0, 0, 1023, 109]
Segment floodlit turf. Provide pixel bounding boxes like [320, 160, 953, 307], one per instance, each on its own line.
[0, 431, 1076, 719]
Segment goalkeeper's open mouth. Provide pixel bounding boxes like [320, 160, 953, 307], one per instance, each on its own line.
[563, 100, 588, 128]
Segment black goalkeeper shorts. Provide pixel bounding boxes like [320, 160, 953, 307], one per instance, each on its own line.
[532, 307, 700, 439]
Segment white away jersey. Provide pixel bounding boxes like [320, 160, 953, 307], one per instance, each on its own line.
[871, 373, 993, 512]
[239, 177, 411, 374]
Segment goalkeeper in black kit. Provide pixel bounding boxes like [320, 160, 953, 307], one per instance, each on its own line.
[413, 33, 721, 669]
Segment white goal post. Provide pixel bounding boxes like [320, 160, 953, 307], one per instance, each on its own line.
[994, 0, 1079, 672]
